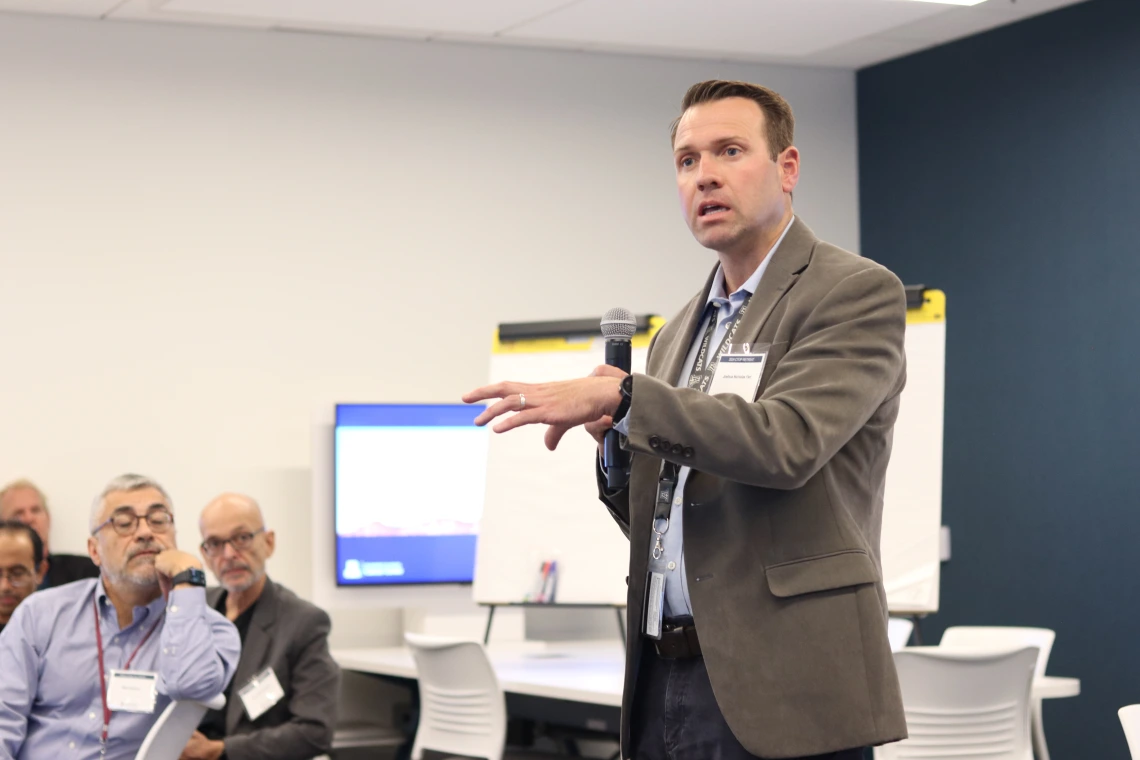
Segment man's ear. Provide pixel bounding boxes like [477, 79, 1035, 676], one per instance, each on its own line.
[264, 530, 276, 560]
[779, 145, 800, 194]
[35, 559, 49, 586]
[87, 536, 102, 568]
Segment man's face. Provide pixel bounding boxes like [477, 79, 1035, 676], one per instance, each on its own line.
[0, 488, 50, 548]
[87, 487, 177, 589]
[673, 97, 797, 255]
[0, 531, 44, 623]
[199, 507, 274, 594]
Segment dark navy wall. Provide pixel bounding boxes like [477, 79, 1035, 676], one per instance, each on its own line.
[858, 0, 1140, 757]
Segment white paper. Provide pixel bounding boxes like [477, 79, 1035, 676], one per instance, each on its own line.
[238, 667, 286, 721]
[107, 670, 158, 714]
[707, 353, 767, 399]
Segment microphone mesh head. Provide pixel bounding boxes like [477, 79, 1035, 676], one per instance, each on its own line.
[601, 307, 637, 339]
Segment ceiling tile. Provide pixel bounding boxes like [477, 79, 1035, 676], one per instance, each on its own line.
[0, 0, 121, 17]
[153, 0, 574, 36]
[502, 0, 954, 58]
[877, 0, 1089, 42]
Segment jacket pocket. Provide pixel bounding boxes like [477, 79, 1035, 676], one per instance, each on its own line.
[765, 549, 880, 598]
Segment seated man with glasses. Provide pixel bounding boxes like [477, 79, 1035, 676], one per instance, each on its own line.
[180, 493, 339, 760]
[0, 474, 241, 760]
[0, 521, 48, 636]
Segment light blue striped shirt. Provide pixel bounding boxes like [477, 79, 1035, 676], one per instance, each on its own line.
[618, 217, 793, 616]
[0, 577, 240, 760]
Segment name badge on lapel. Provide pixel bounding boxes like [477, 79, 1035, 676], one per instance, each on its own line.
[238, 667, 286, 721]
[107, 670, 159, 714]
[707, 343, 769, 400]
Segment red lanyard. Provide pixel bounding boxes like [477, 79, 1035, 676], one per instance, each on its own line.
[93, 594, 165, 748]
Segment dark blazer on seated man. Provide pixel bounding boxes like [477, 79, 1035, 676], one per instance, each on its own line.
[192, 492, 339, 760]
[201, 579, 340, 760]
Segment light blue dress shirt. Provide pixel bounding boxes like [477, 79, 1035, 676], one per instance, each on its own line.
[0, 576, 241, 760]
[617, 217, 794, 617]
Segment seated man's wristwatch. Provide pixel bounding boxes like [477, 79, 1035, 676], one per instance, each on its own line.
[170, 567, 207, 588]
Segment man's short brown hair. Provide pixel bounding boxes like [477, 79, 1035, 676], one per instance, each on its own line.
[671, 80, 795, 161]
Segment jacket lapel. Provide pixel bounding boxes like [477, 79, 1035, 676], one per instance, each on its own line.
[226, 579, 278, 733]
[655, 268, 719, 384]
[734, 217, 817, 346]
[656, 217, 817, 382]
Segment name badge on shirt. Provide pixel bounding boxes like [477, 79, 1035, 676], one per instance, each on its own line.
[238, 667, 286, 721]
[107, 670, 159, 714]
[707, 348, 768, 400]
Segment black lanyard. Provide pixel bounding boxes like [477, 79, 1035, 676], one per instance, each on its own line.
[651, 296, 754, 553]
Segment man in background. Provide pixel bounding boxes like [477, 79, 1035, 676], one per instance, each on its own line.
[180, 493, 339, 760]
[0, 479, 99, 588]
[0, 473, 240, 759]
[0, 521, 47, 636]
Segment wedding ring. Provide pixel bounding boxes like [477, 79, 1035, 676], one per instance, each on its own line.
[519, 393, 526, 411]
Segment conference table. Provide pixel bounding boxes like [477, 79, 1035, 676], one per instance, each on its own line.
[333, 639, 1079, 741]
[334, 639, 626, 737]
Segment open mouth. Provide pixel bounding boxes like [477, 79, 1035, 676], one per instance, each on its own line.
[699, 202, 730, 218]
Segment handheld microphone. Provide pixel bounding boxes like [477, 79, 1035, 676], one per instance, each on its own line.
[601, 308, 636, 489]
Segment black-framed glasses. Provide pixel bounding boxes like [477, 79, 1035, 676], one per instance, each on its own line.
[200, 527, 265, 557]
[0, 567, 35, 589]
[92, 506, 175, 537]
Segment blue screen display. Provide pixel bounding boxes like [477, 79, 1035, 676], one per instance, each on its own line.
[334, 403, 488, 586]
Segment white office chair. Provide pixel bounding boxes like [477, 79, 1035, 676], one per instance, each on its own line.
[405, 633, 553, 760]
[1120, 705, 1140, 759]
[887, 617, 914, 651]
[939, 626, 1056, 760]
[876, 646, 1038, 760]
[135, 694, 225, 760]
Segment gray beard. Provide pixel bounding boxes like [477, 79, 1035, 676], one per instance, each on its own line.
[105, 563, 159, 590]
[224, 569, 264, 595]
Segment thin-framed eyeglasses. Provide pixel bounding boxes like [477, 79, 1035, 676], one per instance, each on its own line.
[91, 506, 175, 537]
[200, 527, 265, 557]
[0, 566, 36, 589]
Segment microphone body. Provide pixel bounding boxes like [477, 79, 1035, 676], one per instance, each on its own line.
[601, 308, 636, 489]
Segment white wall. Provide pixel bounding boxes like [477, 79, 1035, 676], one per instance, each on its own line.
[0, 12, 858, 646]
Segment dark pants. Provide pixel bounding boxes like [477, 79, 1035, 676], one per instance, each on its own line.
[630, 645, 867, 760]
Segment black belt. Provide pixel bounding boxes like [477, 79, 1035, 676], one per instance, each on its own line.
[649, 617, 702, 659]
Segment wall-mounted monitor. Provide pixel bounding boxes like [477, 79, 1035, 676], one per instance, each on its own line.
[334, 403, 487, 586]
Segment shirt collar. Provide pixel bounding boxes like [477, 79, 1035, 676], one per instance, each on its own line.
[96, 575, 166, 629]
[706, 215, 796, 305]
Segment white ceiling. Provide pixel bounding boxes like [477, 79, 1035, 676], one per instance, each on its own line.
[0, 0, 1090, 68]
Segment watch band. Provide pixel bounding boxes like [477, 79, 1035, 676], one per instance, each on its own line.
[612, 374, 633, 425]
[170, 567, 207, 588]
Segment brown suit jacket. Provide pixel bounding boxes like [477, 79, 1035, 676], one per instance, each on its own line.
[599, 217, 909, 758]
[206, 579, 340, 760]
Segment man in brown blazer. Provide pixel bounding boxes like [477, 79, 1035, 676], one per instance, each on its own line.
[465, 80, 907, 759]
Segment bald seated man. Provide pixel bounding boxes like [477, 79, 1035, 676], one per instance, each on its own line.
[0, 479, 99, 589]
[182, 494, 340, 760]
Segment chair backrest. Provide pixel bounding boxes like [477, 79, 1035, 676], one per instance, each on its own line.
[1120, 705, 1140, 759]
[887, 617, 914, 651]
[135, 694, 226, 760]
[940, 626, 1055, 680]
[405, 632, 506, 760]
[878, 646, 1038, 760]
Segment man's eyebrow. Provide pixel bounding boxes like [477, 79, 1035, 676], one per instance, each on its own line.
[673, 135, 751, 156]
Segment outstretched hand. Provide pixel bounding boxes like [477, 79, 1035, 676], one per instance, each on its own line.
[463, 366, 627, 451]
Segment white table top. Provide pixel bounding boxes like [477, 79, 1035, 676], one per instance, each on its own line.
[333, 640, 626, 707]
[334, 640, 1079, 706]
